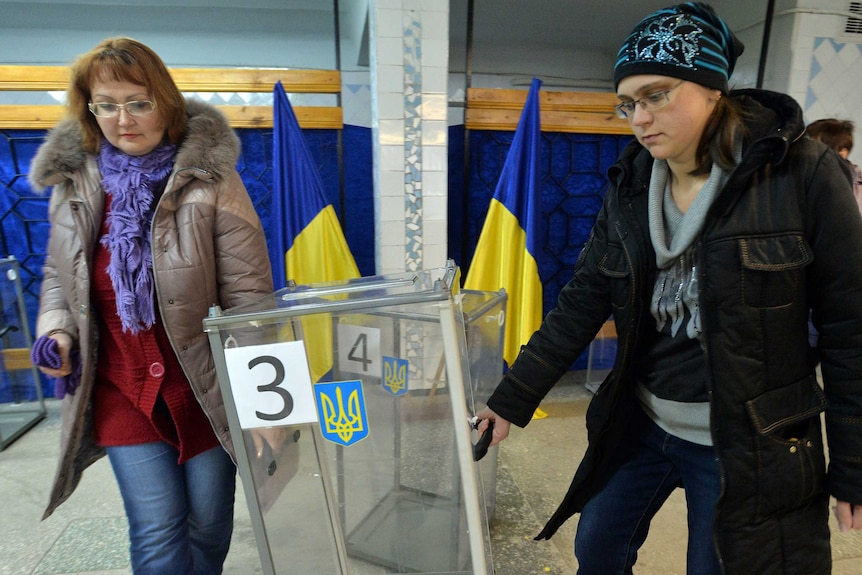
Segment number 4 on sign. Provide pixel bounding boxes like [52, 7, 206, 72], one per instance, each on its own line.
[224, 341, 319, 430]
[337, 323, 381, 376]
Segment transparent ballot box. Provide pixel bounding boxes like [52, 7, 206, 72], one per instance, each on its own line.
[458, 288, 506, 519]
[204, 263, 496, 575]
[0, 256, 46, 450]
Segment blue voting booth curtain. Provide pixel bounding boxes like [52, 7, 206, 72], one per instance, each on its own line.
[1, 117, 629, 396]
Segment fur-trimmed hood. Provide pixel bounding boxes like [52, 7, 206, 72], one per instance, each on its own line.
[28, 99, 240, 193]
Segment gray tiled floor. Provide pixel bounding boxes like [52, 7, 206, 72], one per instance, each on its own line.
[2, 372, 862, 575]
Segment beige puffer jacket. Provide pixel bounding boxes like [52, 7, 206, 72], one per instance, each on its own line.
[28, 99, 273, 518]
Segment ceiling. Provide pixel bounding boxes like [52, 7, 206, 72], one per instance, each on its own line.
[462, 0, 767, 54]
[0, 0, 782, 86]
[448, 0, 773, 88]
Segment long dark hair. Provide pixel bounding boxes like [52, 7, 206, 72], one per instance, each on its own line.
[692, 95, 747, 176]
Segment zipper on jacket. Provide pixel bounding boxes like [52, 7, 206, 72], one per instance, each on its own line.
[615, 204, 641, 381]
[694, 235, 726, 574]
[68, 180, 98, 286]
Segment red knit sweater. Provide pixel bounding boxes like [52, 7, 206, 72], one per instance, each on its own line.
[91, 196, 219, 463]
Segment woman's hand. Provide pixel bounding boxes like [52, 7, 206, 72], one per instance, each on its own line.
[834, 500, 862, 532]
[37, 331, 74, 378]
[250, 427, 292, 459]
[474, 406, 512, 447]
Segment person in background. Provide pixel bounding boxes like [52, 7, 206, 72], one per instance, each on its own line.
[475, 3, 862, 574]
[806, 118, 862, 217]
[28, 37, 273, 575]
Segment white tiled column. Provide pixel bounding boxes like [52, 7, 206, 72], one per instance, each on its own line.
[369, 0, 450, 274]
[764, 0, 862, 167]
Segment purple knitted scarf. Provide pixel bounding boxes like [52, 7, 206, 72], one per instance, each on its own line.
[98, 140, 176, 333]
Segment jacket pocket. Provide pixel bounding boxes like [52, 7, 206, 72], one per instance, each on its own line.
[739, 234, 812, 309]
[744, 376, 826, 519]
[597, 244, 630, 309]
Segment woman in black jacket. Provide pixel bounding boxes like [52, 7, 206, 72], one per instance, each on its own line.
[476, 3, 862, 574]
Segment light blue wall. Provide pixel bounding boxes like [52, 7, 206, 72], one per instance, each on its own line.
[0, 0, 344, 69]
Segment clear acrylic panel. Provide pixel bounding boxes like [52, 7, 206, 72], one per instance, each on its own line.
[205, 263, 497, 575]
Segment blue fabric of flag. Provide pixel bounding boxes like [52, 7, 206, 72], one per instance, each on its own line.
[271, 80, 360, 289]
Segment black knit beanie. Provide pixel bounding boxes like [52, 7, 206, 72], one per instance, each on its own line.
[613, 2, 744, 93]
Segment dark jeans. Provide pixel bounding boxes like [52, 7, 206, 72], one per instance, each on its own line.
[106, 442, 236, 575]
[575, 408, 721, 575]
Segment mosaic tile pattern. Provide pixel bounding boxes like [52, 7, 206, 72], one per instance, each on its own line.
[403, 9, 423, 273]
[400, 8, 426, 380]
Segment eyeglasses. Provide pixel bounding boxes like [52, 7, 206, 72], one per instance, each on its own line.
[88, 100, 156, 118]
[614, 81, 685, 119]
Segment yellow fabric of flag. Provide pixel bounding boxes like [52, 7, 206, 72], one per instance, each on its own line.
[464, 199, 542, 366]
[285, 204, 360, 286]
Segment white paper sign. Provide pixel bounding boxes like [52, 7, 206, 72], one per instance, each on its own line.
[336, 323, 381, 376]
[224, 341, 318, 430]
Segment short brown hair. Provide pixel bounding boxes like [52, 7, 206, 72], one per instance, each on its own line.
[66, 37, 186, 153]
[806, 119, 854, 154]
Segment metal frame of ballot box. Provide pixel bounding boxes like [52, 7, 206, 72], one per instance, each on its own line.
[204, 262, 495, 575]
[0, 256, 46, 450]
[457, 288, 506, 519]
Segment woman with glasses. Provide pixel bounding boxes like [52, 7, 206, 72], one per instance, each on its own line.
[28, 37, 273, 574]
[476, 3, 862, 574]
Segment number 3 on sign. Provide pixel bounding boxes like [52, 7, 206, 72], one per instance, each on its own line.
[224, 341, 318, 430]
[337, 323, 381, 376]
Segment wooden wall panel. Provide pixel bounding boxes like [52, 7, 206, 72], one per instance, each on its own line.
[466, 87, 631, 135]
[0, 66, 342, 129]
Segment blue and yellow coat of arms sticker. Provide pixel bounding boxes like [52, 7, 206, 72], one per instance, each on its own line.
[314, 380, 369, 446]
[382, 356, 408, 396]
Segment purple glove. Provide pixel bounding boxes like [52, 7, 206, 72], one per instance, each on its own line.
[31, 335, 81, 399]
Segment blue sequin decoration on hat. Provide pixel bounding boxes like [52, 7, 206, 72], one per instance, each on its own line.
[630, 13, 703, 69]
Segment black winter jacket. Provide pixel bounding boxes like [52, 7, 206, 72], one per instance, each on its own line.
[486, 89, 862, 574]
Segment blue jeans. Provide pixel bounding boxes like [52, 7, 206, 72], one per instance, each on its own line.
[106, 442, 236, 575]
[575, 408, 721, 575]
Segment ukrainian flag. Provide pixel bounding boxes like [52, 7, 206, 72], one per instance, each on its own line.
[271, 81, 360, 380]
[271, 81, 359, 288]
[464, 77, 544, 370]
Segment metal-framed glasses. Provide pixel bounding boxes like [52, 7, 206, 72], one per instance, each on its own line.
[88, 100, 156, 118]
[614, 81, 685, 119]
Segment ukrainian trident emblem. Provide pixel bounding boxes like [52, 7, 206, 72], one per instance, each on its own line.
[382, 356, 408, 396]
[314, 380, 369, 446]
